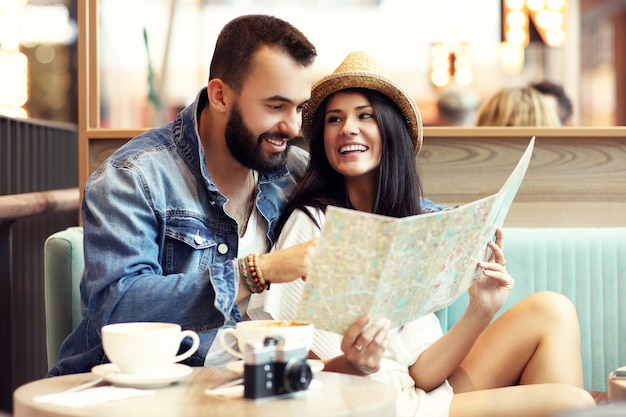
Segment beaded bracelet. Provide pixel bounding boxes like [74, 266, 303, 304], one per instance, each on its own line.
[247, 253, 270, 292]
[238, 257, 262, 294]
[247, 253, 265, 292]
[253, 253, 267, 289]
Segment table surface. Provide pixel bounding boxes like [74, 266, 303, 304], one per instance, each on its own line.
[14, 367, 396, 417]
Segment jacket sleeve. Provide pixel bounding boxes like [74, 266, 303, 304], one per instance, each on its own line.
[81, 164, 238, 334]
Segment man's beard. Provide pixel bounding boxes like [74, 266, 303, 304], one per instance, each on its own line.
[224, 103, 291, 174]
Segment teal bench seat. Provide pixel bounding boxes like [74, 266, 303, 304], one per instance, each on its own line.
[437, 227, 626, 391]
[45, 227, 626, 391]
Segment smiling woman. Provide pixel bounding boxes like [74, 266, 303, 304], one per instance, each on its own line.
[246, 50, 598, 417]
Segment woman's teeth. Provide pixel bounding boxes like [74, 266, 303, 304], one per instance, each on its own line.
[339, 144, 368, 154]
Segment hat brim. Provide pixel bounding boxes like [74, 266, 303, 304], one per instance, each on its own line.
[302, 71, 423, 155]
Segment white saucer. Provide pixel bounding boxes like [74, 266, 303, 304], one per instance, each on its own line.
[225, 359, 324, 377]
[92, 363, 192, 389]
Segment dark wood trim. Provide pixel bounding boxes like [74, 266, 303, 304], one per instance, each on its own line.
[0, 189, 79, 223]
[0, 188, 79, 412]
[0, 221, 13, 412]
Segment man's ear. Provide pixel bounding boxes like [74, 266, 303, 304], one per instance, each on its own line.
[207, 79, 229, 114]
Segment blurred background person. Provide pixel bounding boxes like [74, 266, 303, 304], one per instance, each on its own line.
[531, 80, 574, 126]
[476, 86, 561, 127]
[435, 85, 480, 126]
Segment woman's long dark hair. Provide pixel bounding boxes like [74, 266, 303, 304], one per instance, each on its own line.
[275, 88, 423, 236]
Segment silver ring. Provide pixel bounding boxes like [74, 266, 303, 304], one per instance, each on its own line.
[355, 344, 363, 351]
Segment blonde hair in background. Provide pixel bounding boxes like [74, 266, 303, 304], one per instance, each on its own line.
[476, 86, 561, 127]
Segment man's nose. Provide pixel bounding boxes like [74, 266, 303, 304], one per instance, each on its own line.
[278, 110, 301, 138]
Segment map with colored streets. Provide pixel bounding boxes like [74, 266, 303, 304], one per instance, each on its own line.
[295, 138, 535, 334]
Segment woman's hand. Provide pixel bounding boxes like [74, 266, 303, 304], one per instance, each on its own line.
[340, 314, 390, 375]
[467, 227, 514, 318]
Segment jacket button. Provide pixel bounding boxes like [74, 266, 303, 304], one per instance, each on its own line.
[194, 230, 204, 244]
[217, 243, 229, 254]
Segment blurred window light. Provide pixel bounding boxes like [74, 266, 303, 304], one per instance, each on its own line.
[545, 27, 565, 46]
[506, 10, 527, 27]
[498, 41, 525, 74]
[0, 0, 28, 118]
[430, 42, 473, 87]
[454, 70, 473, 86]
[0, 51, 28, 106]
[502, 0, 567, 47]
[535, 9, 563, 28]
[20, 4, 77, 46]
[526, 0, 544, 12]
[35, 44, 56, 64]
[546, 0, 565, 10]
[505, 0, 525, 9]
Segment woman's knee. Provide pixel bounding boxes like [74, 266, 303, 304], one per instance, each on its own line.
[533, 385, 596, 416]
[554, 385, 596, 412]
[521, 291, 580, 325]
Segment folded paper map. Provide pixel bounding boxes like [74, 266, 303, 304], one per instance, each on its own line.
[295, 138, 535, 334]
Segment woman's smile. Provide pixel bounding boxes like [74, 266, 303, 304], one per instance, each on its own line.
[338, 143, 370, 154]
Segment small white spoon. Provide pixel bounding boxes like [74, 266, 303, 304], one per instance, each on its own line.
[62, 372, 116, 393]
[62, 376, 105, 393]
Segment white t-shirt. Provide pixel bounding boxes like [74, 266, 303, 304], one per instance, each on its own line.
[237, 203, 269, 320]
[204, 181, 269, 366]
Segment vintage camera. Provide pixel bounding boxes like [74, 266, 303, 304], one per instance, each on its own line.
[243, 336, 313, 400]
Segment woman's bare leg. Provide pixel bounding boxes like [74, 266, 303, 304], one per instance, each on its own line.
[450, 384, 595, 417]
[447, 291, 595, 416]
[449, 291, 585, 391]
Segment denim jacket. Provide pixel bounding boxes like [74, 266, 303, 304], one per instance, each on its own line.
[48, 89, 308, 376]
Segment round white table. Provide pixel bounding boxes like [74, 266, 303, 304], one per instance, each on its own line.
[14, 367, 396, 417]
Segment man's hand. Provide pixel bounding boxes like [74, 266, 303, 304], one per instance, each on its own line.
[258, 238, 318, 284]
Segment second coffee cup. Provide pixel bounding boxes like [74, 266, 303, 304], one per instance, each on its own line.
[219, 320, 314, 360]
[102, 322, 200, 375]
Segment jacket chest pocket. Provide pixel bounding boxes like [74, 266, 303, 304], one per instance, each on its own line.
[164, 217, 216, 274]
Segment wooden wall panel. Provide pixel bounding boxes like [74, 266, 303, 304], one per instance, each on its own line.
[88, 139, 129, 176]
[83, 129, 626, 228]
[419, 132, 626, 227]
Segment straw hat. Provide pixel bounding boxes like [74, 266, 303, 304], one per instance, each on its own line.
[302, 51, 423, 155]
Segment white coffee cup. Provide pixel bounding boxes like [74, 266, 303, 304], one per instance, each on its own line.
[102, 322, 200, 375]
[218, 320, 314, 360]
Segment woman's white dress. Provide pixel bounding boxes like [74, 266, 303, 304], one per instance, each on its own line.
[248, 208, 454, 417]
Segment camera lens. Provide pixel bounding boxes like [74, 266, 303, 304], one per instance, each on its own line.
[283, 359, 312, 392]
